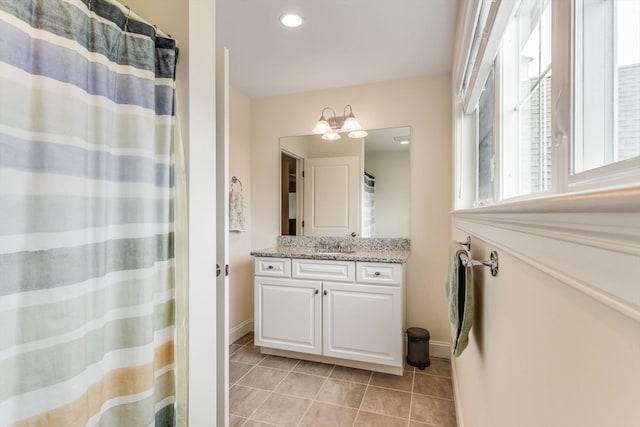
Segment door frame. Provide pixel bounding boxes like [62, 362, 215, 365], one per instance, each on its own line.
[186, 2, 219, 425]
[280, 149, 304, 236]
[215, 47, 230, 426]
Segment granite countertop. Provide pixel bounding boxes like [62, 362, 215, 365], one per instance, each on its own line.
[250, 246, 410, 263]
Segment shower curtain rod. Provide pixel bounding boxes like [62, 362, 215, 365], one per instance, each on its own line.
[106, 0, 173, 39]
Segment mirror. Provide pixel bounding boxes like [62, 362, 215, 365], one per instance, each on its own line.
[280, 127, 410, 238]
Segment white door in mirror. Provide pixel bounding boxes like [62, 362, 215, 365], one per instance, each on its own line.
[303, 156, 360, 236]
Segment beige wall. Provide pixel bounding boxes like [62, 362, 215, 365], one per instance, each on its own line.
[450, 234, 640, 426]
[250, 75, 453, 344]
[229, 87, 253, 330]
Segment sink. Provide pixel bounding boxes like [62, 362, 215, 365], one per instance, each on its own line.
[315, 248, 355, 255]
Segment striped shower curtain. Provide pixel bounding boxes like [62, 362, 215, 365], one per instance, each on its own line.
[362, 171, 376, 238]
[0, 0, 178, 425]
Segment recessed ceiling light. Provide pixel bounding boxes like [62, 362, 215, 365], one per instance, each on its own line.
[280, 13, 303, 28]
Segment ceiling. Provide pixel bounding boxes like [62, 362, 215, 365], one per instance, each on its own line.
[216, 0, 460, 98]
[365, 127, 411, 153]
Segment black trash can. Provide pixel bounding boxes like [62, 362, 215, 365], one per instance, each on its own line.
[406, 327, 430, 369]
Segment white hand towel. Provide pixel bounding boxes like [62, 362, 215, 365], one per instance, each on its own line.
[229, 188, 246, 232]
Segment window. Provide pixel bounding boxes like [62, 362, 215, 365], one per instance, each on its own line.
[452, 0, 640, 322]
[501, 0, 552, 199]
[454, 0, 639, 209]
[573, 0, 640, 175]
[477, 66, 496, 202]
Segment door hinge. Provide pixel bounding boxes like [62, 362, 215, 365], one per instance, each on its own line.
[302, 220, 305, 227]
[225, 264, 229, 277]
[302, 171, 305, 178]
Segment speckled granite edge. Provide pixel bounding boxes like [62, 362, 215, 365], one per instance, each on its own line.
[253, 236, 410, 263]
[250, 246, 409, 263]
[277, 236, 410, 250]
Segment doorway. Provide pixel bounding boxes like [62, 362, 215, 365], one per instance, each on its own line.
[281, 152, 299, 235]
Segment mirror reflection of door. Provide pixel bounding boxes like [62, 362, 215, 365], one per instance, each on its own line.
[281, 152, 298, 235]
[303, 156, 360, 237]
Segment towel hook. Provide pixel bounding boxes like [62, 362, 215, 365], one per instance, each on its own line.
[460, 251, 499, 277]
[231, 176, 243, 191]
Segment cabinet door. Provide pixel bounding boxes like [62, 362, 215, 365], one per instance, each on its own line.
[255, 277, 322, 355]
[322, 282, 402, 366]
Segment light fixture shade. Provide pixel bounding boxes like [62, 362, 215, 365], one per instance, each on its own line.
[341, 116, 362, 132]
[312, 120, 331, 134]
[348, 130, 368, 138]
[322, 131, 341, 140]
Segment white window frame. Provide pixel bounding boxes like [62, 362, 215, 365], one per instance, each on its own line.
[452, 0, 640, 323]
[569, 0, 640, 191]
[498, 1, 555, 202]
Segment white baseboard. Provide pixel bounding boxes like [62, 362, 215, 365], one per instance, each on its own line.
[229, 319, 254, 344]
[430, 340, 451, 359]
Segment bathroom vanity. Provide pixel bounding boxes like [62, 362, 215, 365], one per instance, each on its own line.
[251, 238, 409, 375]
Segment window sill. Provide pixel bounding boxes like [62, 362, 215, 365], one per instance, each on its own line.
[452, 185, 640, 322]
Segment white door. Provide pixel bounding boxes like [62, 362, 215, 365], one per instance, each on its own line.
[322, 282, 402, 366]
[215, 48, 230, 426]
[186, 8, 219, 426]
[303, 156, 360, 236]
[255, 278, 322, 355]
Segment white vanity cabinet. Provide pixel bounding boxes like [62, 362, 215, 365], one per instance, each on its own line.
[254, 257, 405, 374]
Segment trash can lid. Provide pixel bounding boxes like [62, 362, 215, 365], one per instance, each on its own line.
[407, 327, 430, 339]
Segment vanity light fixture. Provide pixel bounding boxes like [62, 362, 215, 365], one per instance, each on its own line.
[280, 13, 303, 28]
[312, 105, 368, 140]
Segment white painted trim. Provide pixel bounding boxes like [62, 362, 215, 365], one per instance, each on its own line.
[430, 340, 451, 360]
[453, 186, 640, 322]
[450, 356, 466, 427]
[229, 319, 254, 344]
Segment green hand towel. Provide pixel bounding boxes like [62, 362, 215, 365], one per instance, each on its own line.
[446, 241, 474, 357]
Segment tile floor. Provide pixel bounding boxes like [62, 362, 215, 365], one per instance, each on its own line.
[229, 333, 457, 427]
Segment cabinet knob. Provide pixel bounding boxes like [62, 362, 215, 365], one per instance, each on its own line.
[323, 290, 327, 296]
[314, 289, 319, 295]
[267, 265, 274, 270]
[374, 271, 381, 276]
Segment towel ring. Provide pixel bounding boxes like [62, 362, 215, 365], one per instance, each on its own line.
[460, 251, 499, 277]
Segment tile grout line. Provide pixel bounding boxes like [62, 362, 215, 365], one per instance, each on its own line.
[232, 364, 257, 389]
[295, 363, 336, 427]
[231, 335, 272, 425]
[408, 367, 416, 425]
[351, 369, 373, 427]
[245, 355, 305, 426]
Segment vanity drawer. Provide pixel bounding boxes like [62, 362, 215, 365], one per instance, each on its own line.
[255, 257, 291, 277]
[292, 259, 355, 282]
[356, 262, 402, 286]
